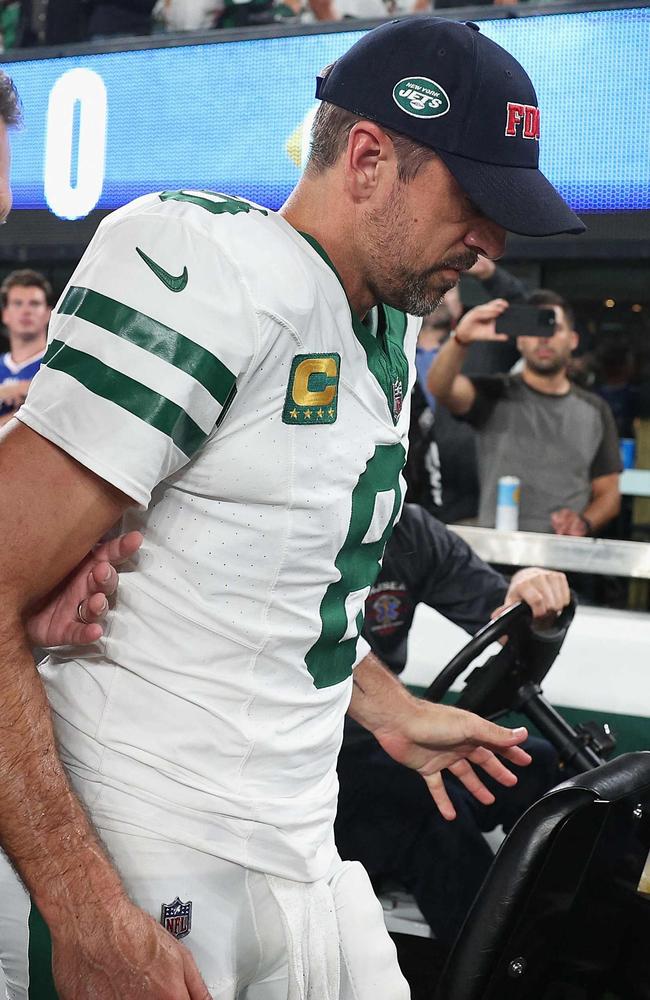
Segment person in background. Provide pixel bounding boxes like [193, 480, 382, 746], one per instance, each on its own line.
[454, 254, 528, 377]
[593, 335, 639, 441]
[0, 69, 19, 219]
[406, 257, 529, 524]
[0, 268, 51, 427]
[428, 289, 622, 535]
[0, 1, 22, 51]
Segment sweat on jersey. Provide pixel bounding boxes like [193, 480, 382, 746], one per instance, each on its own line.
[18, 191, 419, 881]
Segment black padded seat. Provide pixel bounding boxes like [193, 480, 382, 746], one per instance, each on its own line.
[436, 752, 650, 1000]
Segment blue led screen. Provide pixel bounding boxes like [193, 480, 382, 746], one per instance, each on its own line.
[1, 6, 649, 220]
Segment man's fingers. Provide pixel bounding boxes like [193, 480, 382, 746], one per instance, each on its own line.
[183, 949, 213, 1000]
[88, 563, 118, 598]
[558, 572, 571, 608]
[448, 759, 496, 805]
[505, 568, 572, 619]
[495, 744, 533, 768]
[475, 719, 528, 749]
[75, 592, 109, 639]
[467, 746, 520, 787]
[92, 530, 144, 566]
[86, 591, 109, 617]
[67, 621, 104, 645]
[423, 772, 457, 821]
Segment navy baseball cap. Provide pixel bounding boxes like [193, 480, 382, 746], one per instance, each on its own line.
[315, 18, 585, 238]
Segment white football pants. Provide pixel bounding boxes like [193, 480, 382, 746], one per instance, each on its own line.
[0, 830, 410, 999]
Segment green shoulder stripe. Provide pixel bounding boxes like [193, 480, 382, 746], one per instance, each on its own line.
[159, 191, 267, 217]
[44, 339, 207, 457]
[58, 286, 236, 407]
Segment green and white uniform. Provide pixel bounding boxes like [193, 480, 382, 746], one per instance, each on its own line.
[18, 191, 419, 884]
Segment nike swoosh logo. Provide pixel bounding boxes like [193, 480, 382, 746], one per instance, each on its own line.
[136, 246, 188, 292]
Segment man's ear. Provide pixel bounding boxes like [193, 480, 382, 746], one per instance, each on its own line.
[570, 330, 579, 352]
[344, 121, 396, 202]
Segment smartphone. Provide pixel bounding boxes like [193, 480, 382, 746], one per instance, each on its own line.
[496, 305, 556, 339]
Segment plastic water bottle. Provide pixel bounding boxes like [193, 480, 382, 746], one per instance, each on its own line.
[495, 476, 520, 531]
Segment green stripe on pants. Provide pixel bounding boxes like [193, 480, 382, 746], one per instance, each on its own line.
[28, 903, 58, 999]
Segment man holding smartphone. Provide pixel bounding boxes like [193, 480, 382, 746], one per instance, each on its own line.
[427, 289, 621, 535]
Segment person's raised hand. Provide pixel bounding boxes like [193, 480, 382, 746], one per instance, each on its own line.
[26, 531, 143, 648]
[454, 298, 510, 346]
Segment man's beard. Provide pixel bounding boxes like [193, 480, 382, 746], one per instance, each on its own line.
[363, 191, 477, 316]
[526, 354, 567, 376]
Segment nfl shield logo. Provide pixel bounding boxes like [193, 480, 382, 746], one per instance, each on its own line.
[160, 896, 192, 939]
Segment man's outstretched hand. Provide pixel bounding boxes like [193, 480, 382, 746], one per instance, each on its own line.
[25, 531, 143, 648]
[373, 699, 531, 821]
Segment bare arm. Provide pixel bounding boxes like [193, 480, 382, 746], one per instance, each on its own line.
[584, 472, 622, 531]
[348, 652, 530, 820]
[0, 420, 209, 1000]
[425, 334, 476, 414]
[426, 299, 509, 415]
[551, 472, 621, 536]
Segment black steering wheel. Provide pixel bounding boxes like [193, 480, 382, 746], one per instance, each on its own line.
[422, 596, 606, 772]
[424, 598, 576, 709]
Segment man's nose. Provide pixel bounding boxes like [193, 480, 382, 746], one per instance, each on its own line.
[464, 217, 507, 261]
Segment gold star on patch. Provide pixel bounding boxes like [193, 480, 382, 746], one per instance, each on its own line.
[289, 408, 298, 419]
[317, 409, 324, 419]
[304, 409, 312, 419]
[328, 407, 335, 418]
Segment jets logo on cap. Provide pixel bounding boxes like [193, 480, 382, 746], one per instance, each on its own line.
[392, 78, 450, 119]
[505, 102, 540, 140]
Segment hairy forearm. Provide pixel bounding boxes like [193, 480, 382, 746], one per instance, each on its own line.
[426, 336, 468, 403]
[348, 652, 418, 736]
[583, 488, 621, 533]
[0, 606, 125, 924]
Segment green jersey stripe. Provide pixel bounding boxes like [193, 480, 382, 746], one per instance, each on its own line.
[28, 902, 57, 999]
[159, 190, 267, 217]
[58, 286, 236, 407]
[44, 339, 207, 457]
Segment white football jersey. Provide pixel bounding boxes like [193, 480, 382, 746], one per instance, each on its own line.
[19, 191, 419, 880]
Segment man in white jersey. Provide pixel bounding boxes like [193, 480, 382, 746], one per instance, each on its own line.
[0, 17, 584, 1000]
